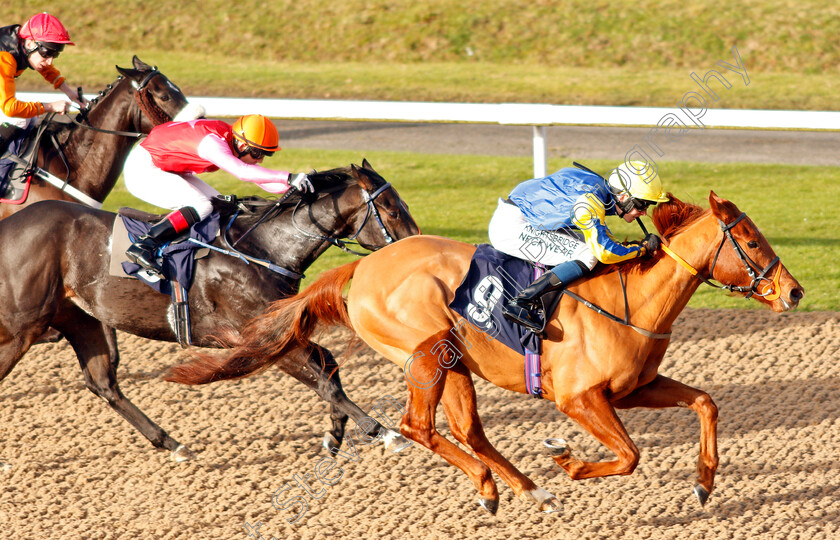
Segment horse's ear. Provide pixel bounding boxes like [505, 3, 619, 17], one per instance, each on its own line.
[115, 65, 141, 81]
[351, 163, 376, 190]
[708, 191, 741, 221]
[362, 158, 374, 171]
[132, 55, 152, 71]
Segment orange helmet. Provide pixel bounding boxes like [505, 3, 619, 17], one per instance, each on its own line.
[231, 114, 280, 155]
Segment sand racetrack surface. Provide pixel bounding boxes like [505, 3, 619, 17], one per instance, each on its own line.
[0, 308, 838, 539]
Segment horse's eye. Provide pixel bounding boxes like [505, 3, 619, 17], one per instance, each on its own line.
[389, 211, 398, 219]
[747, 240, 758, 249]
[159, 94, 170, 102]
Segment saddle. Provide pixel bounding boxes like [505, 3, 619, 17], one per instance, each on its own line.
[449, 244, 565, 356]
[110, 208, 219, 348]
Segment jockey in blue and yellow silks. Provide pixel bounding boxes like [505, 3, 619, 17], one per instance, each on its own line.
[488, 161, 669, 331]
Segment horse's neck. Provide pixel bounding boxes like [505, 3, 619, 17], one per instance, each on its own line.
[245, 197, 348, 273]
[594, 214, 721, 333]
[48, 85, 138, 200]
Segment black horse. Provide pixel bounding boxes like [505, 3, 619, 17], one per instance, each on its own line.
[0, 161, 419, 464]
[1, 55, 192, 219]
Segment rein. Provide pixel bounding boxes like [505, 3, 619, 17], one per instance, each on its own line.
[67, 68, 170, 139]
[200, 175, 399, 279]
[561, 271, 672, 340]
[290, 181, 396, 256]
[558, 211, 782, 339]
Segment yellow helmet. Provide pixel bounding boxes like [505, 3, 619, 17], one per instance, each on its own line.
[231, 114, 280, 154]
[607, 161, 669, 208]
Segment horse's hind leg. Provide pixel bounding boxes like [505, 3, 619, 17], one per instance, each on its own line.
[398, 334, 500, 514]
[0, 326, 47, 469]
[51, 306, 193, 462]
[283, 344, 409, 453]
[612, 374, 718, 506]
[439, 361, 561, 513]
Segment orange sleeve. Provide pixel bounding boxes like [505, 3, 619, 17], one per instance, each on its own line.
[0, 51, 45, 118]
[39, 65, 65, 89]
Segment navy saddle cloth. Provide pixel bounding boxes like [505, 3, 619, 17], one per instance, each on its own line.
[120, 211, 221, 295]
[449, 244, 547, 356]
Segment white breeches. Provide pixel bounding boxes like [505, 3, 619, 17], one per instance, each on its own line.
[0, 111, 36, 129]
[487, 198, 598, 269]
[123, 145, 219, 219]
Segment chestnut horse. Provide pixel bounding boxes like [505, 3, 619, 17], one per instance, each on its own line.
[0, 162, 418, 466]
[0, 56, 191, 219]
[170, 192, 803, 513]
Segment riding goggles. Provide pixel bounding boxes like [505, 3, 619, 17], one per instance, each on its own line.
[34, 42, 64, 59]
[630, 198, 654, 212]
[246, 146, 274, 160]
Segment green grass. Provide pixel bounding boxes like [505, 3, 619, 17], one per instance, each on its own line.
[102, 150, 839, 312]
[8, 2, 840, 110]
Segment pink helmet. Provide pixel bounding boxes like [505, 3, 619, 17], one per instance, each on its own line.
[19, 13, 75, 45]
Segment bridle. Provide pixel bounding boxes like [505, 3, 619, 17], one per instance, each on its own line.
[561, 210, 783, 340]
[69, 67, 175, 138]
[661, 212, 782, 300]
[290, 181, 397, 256]
[209, 179, 400, 280]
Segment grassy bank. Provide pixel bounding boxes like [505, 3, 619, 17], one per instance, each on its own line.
[8, 2, 840, 110]
[102, 150, 839, 311]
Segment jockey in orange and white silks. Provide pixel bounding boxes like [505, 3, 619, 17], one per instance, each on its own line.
[489, 161, 669, 332]
[0, 13, 88, 138]
[123, 114, 315, 278]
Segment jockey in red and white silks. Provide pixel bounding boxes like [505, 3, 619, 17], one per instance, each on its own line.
[122, 114, 314, 277]
[125, 118, 300, 219]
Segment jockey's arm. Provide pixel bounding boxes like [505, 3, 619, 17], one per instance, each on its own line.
[0, 51, 44, 117]
[196, 134, 292, 194]
[572, 192, 645, 264]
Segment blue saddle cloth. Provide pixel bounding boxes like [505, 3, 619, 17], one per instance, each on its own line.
[120, 212, 221, 295]
[449, 244, 543, 356]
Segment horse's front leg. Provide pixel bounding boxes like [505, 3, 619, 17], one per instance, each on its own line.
[612, 374, 718, 506]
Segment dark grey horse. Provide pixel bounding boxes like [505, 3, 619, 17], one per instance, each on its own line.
[0, 162, 419, 465]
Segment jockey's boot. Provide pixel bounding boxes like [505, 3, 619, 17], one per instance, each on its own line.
[0, 122, 23, 156]
[126, 207, 200, 277]
[503, 272, 564, 332]
[503, 260, 588, 332]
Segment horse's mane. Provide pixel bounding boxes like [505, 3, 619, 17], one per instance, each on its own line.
[45, 72, 131, 143]
[589, 192, 708, 278]
[211, 163, 382, 225]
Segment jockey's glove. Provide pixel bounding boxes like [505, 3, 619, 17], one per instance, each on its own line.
[289, 173, 314, 193]
[640, 233, 662, 256]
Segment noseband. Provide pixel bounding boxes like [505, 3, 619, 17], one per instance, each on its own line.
[662, 212, 782, 300]
[131, 67, 176, 127]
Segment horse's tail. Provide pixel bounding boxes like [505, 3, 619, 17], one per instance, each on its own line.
[165, 260, 360, 385]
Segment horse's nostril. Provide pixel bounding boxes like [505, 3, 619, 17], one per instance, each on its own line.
[790, 288, 804, 302]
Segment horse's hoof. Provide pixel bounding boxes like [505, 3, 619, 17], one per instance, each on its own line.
[539, 496, 562, 513]
[478, 497, 499, 515]
[382, 430, 412, 453]
[543, 438, 571, 458]
[322, 432, 341, 454]
[693, 484, 710, 506]
[171, 444, 197, 463]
